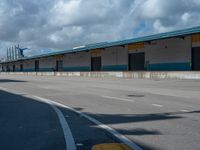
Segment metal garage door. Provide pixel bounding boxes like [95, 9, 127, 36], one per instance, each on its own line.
[35, 60, 39, 72]
[20, 64, 23, 71]
[56, 60, 63, 71]
[91, 57, 101, 71]
[12, 65, 15, 72]
[192, 47, 200, 70]
[129, 52, 145, 71]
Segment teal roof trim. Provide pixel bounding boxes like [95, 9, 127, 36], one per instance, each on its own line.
[108, 26, 200, 47]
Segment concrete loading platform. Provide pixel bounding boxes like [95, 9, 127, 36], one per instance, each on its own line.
[1, 71, 200, 80]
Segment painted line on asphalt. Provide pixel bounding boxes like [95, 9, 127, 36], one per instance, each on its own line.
[102, 96, 135, 102]
[0, 87, 8, 91]
[32, 96, 77, 150]
[33, 96, 143, 150]
[180, 109, 190, 112]
[152, 104, 164, 107]
[0, 87, 76, 150]
[0, 87, 142, 149]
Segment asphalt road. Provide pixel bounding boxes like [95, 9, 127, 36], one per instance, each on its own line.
[0, 74, 200, 150]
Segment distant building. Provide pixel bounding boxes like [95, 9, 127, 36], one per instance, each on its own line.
[1, 26, 200, 72]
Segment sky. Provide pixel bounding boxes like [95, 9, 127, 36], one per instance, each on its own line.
[0, 0, 200, 58]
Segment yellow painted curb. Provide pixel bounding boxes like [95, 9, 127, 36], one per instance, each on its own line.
[92, 143, 132, 150]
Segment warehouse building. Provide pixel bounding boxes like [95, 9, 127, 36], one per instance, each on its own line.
[0, 26, 200, 72]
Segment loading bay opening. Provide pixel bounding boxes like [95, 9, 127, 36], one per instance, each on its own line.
[192, 47, 200, 70]
[91, 57, 102, 71]
[56, 60, 63, 71]
[20, 64, 23, 71]
[12, 65, 15, 72]
[35, 60, 39, 72]
[129, 52, 145, 71]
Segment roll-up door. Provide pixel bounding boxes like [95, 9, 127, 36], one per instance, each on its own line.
[91, 57, 101, 71]
[192, 47, 200, 70]
[129, 52, 145, 71]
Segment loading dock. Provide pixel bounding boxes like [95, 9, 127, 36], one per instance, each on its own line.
[56, 60, 63, 71]
[129, 52, 145, 71]
[192, 47, 200, 70]
[20, 64, 23, 71]
[12, 65, 15, 72]
[1, 27, 200, 73]
[91, 57, 101, 71]
[6, 65, 9, 72]
[35, 60, 39, 72]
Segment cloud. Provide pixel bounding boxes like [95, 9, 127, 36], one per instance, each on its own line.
[135, 0, 200, 33]
[0, 0, 199, 58]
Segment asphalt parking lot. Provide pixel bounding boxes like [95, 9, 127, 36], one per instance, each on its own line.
[0, 74, 200, 150]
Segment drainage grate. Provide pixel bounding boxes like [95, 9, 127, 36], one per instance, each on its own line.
[128, 94, 144, 98]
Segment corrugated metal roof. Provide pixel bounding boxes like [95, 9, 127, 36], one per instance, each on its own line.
[1, 26, 200, 64]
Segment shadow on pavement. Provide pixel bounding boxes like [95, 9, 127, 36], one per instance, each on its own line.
[1, 89, 199, 150]
[72, 107, 189, 125]
[0, 90, 65, 150]
[0, 79, 27, 83]
[70, 107, 200, 150]
[116, 128, 161, 136]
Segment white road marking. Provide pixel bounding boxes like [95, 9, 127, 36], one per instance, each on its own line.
[180, 109, 190, 112]
[0, 86, 142, 149]
[152, 104, 163, 107]
[33, 96, 143, 150]
[76, 143, 84, 146]
[0, 87, 8, 91]
[102, 96, 135, 102]
[0, 87, 77, 150]
[32, 96, 77, 150]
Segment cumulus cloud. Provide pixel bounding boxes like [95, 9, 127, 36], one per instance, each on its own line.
[0, 0, 200, 58]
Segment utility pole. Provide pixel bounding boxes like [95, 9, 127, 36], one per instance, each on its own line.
[15, 46, 16, 60]
[9, 48, 11, 61]
[7, 48, 9, 61]
[11, 46, 14, 60]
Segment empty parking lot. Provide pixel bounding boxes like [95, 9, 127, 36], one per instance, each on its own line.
[0, 74, 200, 150]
